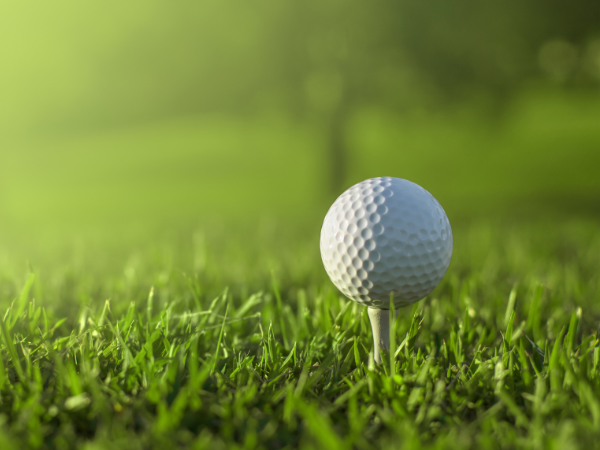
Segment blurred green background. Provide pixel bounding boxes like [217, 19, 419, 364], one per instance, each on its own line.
[1, 0, 599, 252]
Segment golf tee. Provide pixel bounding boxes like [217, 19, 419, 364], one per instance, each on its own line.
[367, 307, 397, 364]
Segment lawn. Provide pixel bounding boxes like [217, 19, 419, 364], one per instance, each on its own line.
[1, 1, 600, 447]
[0, 86, 598, 449]
[0, 217, 599, 449]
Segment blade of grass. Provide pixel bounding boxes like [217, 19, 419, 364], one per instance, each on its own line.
[211, 302, 229, 375]
[0, 317, 26, 384]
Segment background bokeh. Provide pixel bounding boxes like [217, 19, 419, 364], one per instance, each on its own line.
[1, 0, 599, 254]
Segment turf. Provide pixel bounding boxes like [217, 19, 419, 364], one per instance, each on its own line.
[1, 219, 600, 449]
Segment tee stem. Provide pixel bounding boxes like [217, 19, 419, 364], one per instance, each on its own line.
[367, 307, 398, 364]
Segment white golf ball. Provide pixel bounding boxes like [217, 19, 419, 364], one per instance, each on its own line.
[320, 177, 452, 309]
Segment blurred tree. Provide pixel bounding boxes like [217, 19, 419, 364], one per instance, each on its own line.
[265, 0, 600, 195]
[4, 0, 598, 196]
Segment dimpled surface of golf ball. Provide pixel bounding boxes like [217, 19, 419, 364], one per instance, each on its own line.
[320, 177, 452, 309]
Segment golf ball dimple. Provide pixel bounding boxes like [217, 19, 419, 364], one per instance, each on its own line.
[320, 177, 453, 309]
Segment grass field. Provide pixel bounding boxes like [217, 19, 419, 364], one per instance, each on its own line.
[1, 2, 600, 447]
[0, 85, 598, 449]
[0, 217, 599, 449]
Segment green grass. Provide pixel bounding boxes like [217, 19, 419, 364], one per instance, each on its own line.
[0, 219, 599, 449]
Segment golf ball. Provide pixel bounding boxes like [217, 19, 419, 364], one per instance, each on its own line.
[320, 177, 452, 309]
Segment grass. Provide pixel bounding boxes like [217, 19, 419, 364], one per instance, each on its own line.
[0, 218, 599, 449]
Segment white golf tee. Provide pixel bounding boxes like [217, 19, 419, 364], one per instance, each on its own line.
[367, 307, 398, 364]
